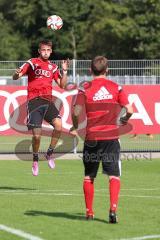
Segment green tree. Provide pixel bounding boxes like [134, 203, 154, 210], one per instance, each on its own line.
[0, 0, 93, 59]
[123, 0, 160, 59]
[84, 0, 160, 59]
[45, 0, 92, 59]
[7, 0, 92, 59]
[1, 0, 160, 60]
[0, 13, 30, 60]
[84, 0, 132, 59]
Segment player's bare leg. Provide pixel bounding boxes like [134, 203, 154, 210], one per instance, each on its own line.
[146, 133, 154, 139]
[131, 134, 137, 139]
[50, 118, 62, 147]
[32, 128, 42, 176]
[45, 118, 62, 169]
[109, 176, 120, 223]
[83, 176, 95, 220]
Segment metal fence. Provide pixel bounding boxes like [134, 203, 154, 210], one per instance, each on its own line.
[0, 59, 160, 85]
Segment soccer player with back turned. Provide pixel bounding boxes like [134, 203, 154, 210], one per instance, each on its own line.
[70, 56, 133, 223]
[13, 40, 69, 176]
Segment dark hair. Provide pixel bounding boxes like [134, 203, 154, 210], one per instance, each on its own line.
[39, 40, 52, 48]
[91, 56, 108, 76]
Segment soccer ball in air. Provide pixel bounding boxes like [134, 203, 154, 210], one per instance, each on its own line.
[46, 15, 63, 30]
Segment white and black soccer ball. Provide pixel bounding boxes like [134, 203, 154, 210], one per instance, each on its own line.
[46, 15, 63, 30]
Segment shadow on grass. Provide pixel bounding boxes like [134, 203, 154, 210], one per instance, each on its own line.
[0, 186, 36, 190]
[24, 210, 109, 224]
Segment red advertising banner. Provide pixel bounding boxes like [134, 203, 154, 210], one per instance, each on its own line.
[125, 85, 160, 134]
[0, 85, 160, 135]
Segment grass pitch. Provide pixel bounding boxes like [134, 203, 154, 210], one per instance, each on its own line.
[0, 134, 160, 153]
[0, 159, 159, 240]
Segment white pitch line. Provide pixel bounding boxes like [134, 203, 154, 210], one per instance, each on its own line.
[94, 188, 160, 191]
[0, 224, 44, 240]
[115, 235, 160, 240]
[120, 188, 160, 191]
[0, 192, 81, 196]
[120, 194, 160, 199]
[0, 191, 159, 198]
[0, 188, 159, 193]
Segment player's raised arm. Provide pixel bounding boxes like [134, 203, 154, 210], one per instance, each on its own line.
[13, 62, 30, 80]
[56, 59, 69, 88]
[13, 68, 23, 80]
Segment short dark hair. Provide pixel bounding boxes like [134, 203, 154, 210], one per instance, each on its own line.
[91, 56, 108, 76]
[39, 40, 52, 48]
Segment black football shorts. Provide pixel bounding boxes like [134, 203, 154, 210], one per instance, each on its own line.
[27, 97, 61, 130]
[83, 139, 121, 178]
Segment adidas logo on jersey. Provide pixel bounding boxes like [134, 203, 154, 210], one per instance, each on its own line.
[93, 86, 113, 101]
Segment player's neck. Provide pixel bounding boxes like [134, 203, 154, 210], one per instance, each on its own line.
[93, 74, 107, 79]
[39, 57, 49, 62]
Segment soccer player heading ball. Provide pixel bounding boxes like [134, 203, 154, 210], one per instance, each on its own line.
[13, 40, 69, 176]
[70, 56, 133, 223]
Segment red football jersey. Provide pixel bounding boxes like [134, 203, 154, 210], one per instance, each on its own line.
[20, 58, 61, 100]
[75, 77, 129, 140]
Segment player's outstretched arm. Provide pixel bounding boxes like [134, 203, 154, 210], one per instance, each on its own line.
[13, 68, 23, 80]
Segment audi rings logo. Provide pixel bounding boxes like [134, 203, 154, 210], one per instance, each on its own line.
[0, 88, 87, 133]
[0, 89, 27, 132]
[0, 86, 132, 139]
[35, 69, 51, 78]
